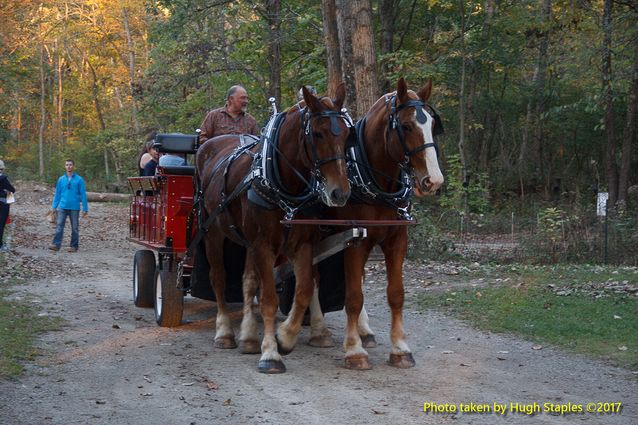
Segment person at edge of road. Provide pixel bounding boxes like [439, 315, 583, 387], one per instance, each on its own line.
[138, 131, 157, 176]
[142, 145, 160, 176]
[198, 85, 260, 144]
[0, 159, 16, 252]
[297, 85, 317, 101]
[49, 159, 88, 253]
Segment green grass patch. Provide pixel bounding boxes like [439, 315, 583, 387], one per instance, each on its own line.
[0, 282, 64, 379]
[417, 264, 638, 370]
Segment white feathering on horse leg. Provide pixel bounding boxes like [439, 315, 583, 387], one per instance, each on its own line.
[308, 286, 334, 347]
[215, 313, 234, 341]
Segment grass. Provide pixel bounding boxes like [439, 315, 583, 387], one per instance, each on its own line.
[416, 264, 638, 370]
[0, 258, 64, 378]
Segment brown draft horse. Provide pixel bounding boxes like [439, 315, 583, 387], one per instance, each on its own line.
[195, 84, 351, 374]
[304, 78, 444, 369]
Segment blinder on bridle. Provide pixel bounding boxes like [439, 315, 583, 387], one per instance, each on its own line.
[389, 96, 444, 160]
[301, 106, 349, 168]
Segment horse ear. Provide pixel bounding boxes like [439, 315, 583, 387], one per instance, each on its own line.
[397, 77, 408, 104]
[303, 86, 323, 113]
[334, 83, 346, 110]
[418, 79, 433, 102]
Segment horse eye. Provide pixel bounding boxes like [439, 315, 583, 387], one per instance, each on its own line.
[401, 124, 411, 132]
[313, 132, 323, 139]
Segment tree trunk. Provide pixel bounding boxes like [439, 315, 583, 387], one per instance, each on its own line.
[87, 60, 110, 181]
[265, 0, 281, 103]
[602, 0, 617, 205]
[320, 0, 343, 97]
[379, 0, 400, 93]
[39, 41, 46, 178]
[534, 0, 551, 198]
[335, 0, 357, 116]
[350, 0, 379, 115]
[120, 2, 140, 134]
[617, 38, 638, 206]
[458, 0, 468, 197]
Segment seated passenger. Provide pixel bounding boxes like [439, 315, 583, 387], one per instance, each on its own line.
[158, 153, 187, 167]
[142, 146, 159, 176]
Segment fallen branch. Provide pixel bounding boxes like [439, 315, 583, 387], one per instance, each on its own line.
[86, 192, 130, 202]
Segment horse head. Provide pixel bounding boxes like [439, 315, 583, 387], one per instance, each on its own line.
[390, 77, 444, 196]
[297, 83, 351, 207]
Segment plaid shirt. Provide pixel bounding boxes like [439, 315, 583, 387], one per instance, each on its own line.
[199, 106, 259, 143]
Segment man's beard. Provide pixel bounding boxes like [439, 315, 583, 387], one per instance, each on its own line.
[240, 105, 247, 113]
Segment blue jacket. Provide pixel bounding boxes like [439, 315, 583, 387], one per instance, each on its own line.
[52, 173, 88, 212]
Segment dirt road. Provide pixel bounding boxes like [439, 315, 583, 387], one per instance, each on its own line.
[1, 182, 637, 424]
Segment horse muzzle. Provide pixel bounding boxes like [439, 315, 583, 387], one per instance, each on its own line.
[415, 174, 443, 196]
[321, 186, 350, 207]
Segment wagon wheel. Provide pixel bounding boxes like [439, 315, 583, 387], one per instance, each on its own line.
[154, 267, 183, 327]
[133, 250, 155, 308]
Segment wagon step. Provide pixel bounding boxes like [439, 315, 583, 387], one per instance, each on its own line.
[274, 227, 367, 283]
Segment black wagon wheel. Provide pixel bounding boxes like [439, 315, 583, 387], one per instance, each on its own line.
[133, 250, 156, 308]
[154, 266, 184, 327]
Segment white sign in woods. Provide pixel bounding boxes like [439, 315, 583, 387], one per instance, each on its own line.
[597, 192, 609, 217]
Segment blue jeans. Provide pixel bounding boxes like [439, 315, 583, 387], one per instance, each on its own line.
[52, 209, 80, 249]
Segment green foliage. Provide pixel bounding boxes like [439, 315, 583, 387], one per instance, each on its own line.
[417, 264, 638, 369]
[439, 154, 489, 215]
[408, 202, 456, 261]
[0, 284, 64, 378]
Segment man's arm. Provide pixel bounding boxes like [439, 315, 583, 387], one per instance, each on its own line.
[51, 178, 61, 209]
[199, 111, 215, 143]
[79, 177, 89, 214]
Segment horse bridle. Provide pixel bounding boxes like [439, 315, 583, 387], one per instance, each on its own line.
[387, 95, 442, 164]
[301, 107, 349, 168]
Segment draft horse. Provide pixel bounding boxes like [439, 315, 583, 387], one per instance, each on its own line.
[307, 78, 444, 369]
[195, 84, 351, 374]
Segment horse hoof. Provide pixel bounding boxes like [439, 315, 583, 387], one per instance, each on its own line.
[388, 352, 416, 368]
[258, 359, 286, 374]
[344, 354, 372, 370]
[240, 340, 261, 354]
[360, 334, 377, 348]
[214, 337, 237, 349]
[308, 335, 335, 348]
[276, 335, 294, 356]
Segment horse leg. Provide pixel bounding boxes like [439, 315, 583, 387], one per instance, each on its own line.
[357, 305, 377, 348]
[239, 252, 261, 354]
[253, 246, 286, 373]
[307, 278, 334, 347]
[277, 242, 315, 354]
[343, 246, 372, 370]
[381, 233, 415, 368]
[205, 237, 236, 349]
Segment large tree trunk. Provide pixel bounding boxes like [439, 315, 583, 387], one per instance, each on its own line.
[335, 0, 357, 116]
[265, 0, 281, 103]
[618, 39, 638, 206]
[350, 0, 379, 115]
[320, 0, 343, 97]
[602, 0, 617, 205]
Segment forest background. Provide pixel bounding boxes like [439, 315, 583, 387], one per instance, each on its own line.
[0, 0, 637, 264]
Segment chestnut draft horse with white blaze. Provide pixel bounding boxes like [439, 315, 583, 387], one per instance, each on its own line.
[305, 77, 444, 369]
[195, 84, 351, 374]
